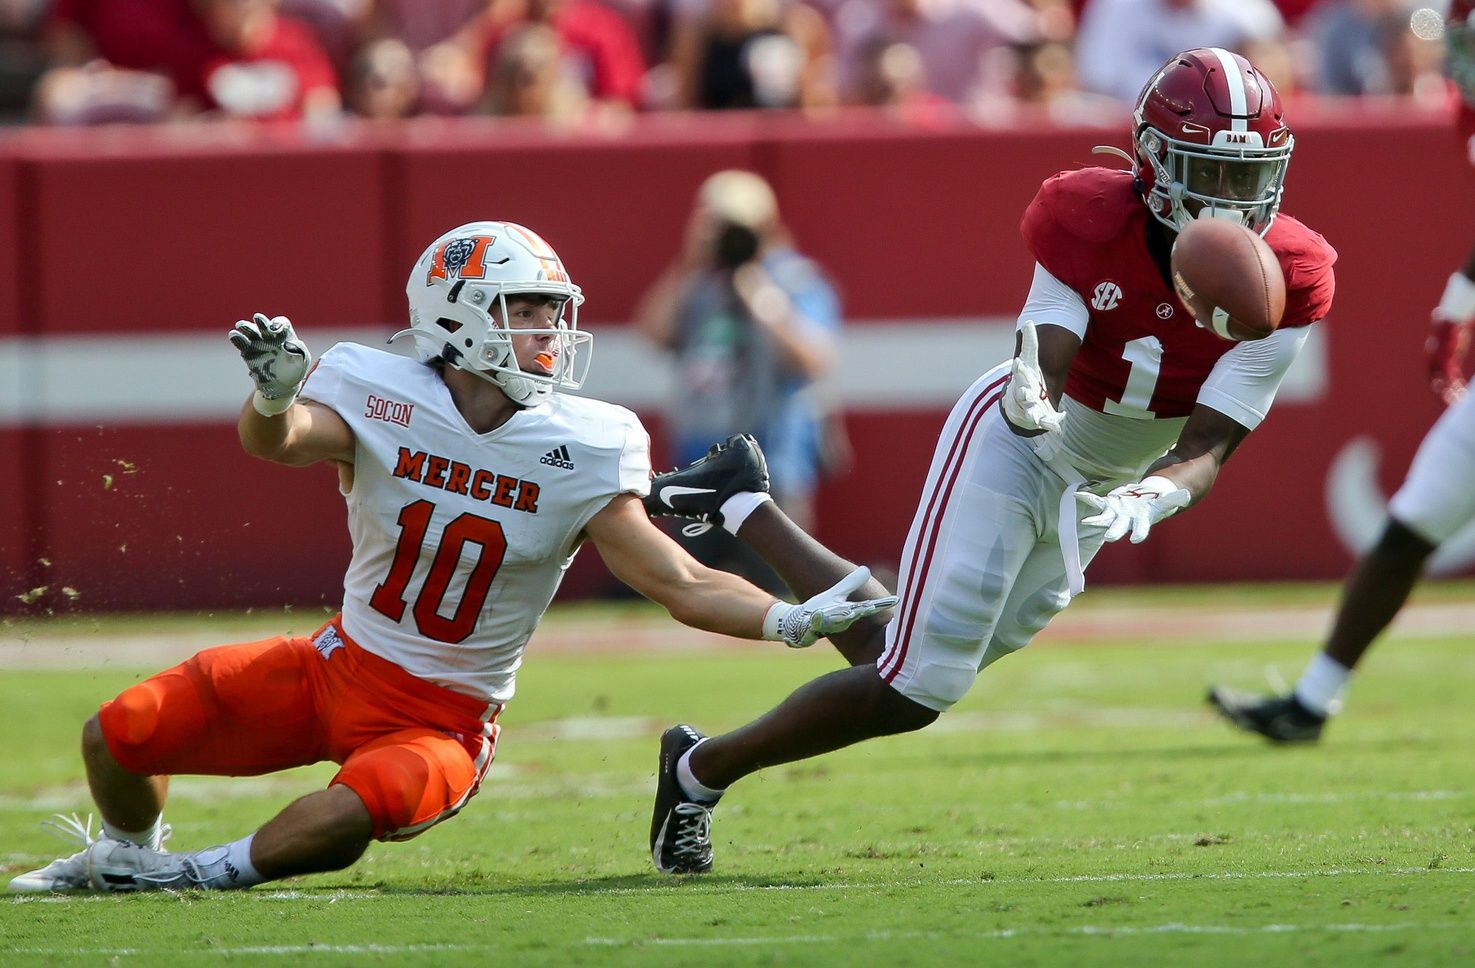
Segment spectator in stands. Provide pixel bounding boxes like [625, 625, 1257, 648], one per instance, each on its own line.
[634, 170, 842, 578]
[37, 0, 211, 122]
[361, 0, 484, 114]
[1239, 34, 1306, 102]
[833, 0, 1039, 106]
[1011, 39, 1118, 122]
[663, 0, 835, 110]
[1301, 0, 1425, 96]
[36, 0, 340, 123]
[433, 0, 645, 112]
[1074, 0, 1284, 102]
[278, 0, 371, 79]
[194, 0, 341, 121]
[846, 36, 954, 123]
[345, 36, 418, 119]
[33, 61, 176, 124]
[1372, 5, 1448, 101]
[482, 22, 591, 123]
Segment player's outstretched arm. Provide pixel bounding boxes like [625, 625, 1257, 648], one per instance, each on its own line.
[1078, 405, 1248, 544]
[230, 313, 353, 467]
[723, 503, 894, 664]
[643, 433, 894, 663]
[588, 495, 895, 648]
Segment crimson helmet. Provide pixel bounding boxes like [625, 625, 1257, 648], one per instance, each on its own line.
[1133, 47, 1293, 235]
[1449, 1, 1475, 104]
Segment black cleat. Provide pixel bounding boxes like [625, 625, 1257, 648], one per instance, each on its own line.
[1207, 686, 1326, 743]
[650, 724, 718, 874]
[644, 434, 770, 528]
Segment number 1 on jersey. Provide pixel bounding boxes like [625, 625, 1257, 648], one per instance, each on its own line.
[369, 499, 508, 644]
[1103, 335, 1163, 417]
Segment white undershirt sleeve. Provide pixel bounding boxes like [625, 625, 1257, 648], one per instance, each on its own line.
[1196, 325, 1311, 430]
[1017, 262, 1090, 339]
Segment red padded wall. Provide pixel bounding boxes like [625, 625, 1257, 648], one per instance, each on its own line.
[2, 107, 1469, 612]
[17, 129, 391, 335]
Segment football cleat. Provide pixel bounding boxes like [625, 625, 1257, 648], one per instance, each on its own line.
[86, 840, 240, 892]
[650, 724, 718, 874]
[1207, 686, 1326, 743]
[643, 434, 770, 534]
[7, 813, 99, 893]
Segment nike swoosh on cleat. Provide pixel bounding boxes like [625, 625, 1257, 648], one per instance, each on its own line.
[660, 485, 717, 504]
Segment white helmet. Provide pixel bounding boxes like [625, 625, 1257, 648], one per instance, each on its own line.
[394, 221, 590, 405]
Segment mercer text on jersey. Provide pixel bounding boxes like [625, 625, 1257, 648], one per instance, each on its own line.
[392, 447, 541, 514]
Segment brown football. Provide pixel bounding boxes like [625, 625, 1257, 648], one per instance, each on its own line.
[1170, 218, 1286, 341]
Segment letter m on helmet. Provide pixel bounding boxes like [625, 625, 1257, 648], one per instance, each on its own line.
[427, 236, 496, 284]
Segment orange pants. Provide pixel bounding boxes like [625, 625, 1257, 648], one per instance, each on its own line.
[98, 617, 500, 841]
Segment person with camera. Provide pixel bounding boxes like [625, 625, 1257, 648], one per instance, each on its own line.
[634, 170, 842, 575]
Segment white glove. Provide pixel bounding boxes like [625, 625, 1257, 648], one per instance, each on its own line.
[1002, 322, 1066, 434]
[762, 566, 899, 649]
[229, 313, 312, 417]
[1076, 475, 1192, 544]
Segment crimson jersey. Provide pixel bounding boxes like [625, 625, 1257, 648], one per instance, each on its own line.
[1021, 168, 1336, 418]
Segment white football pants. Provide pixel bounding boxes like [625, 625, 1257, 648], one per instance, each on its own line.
[1389, 386, 1475, 544]
[878, 362, 1109, 711]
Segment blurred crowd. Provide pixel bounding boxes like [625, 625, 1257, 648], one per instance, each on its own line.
[0, 0, 1458, 127]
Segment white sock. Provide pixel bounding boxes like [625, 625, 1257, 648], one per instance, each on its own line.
[191, 834, 265, 890]
[103, 814, 163, 849]
[720, 491, 773, 535]
[1293, 652, 1351, 717]
[676, 742, 725, 803]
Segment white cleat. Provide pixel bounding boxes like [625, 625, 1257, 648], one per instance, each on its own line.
[87, 840, 239, 892]
[7, 813, 99, 893]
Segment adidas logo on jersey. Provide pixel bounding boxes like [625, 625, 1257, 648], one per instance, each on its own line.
[540, 445, 575, 470]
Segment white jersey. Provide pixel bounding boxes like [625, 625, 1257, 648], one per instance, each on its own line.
[301, 343, 650, 704]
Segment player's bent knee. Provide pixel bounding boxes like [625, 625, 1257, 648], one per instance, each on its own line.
[334, 743, 470, 842]
[892, 659, 976, 717]
[91, 688, 170, 774]
[82, 714, 105, 751]
[884, 690, 941, 733]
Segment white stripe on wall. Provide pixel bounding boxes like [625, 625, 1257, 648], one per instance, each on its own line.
[0, 319, 1327, 426]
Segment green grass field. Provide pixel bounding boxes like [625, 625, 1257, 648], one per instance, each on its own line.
[3, 585, 1474, 966]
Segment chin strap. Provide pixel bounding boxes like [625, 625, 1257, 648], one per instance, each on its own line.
[1091, 145, 1137, 168]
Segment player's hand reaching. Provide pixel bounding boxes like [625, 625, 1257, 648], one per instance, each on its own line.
[1426, 313, 1471, 406]
[762, 566, 899, 649]
[1002, 322, 1066, 435]
[1077, 476, 1192, 544]
[230, 313, 312, 416]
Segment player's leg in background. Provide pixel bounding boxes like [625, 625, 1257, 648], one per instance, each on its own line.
[693, 391, 1044, 790]
[1210, 390, 1475, 736]
[1317, 519, 1436, 672]
[1321, 389, 1475, 666]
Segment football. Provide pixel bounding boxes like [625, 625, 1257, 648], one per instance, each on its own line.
[1170, 218, 1286, 341]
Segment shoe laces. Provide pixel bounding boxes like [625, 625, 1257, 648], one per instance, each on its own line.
[681, 520, 715, 537]
[40, 812, 97, 852]
[39, 812, 173, 852]
[669, 801, 713, 859]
